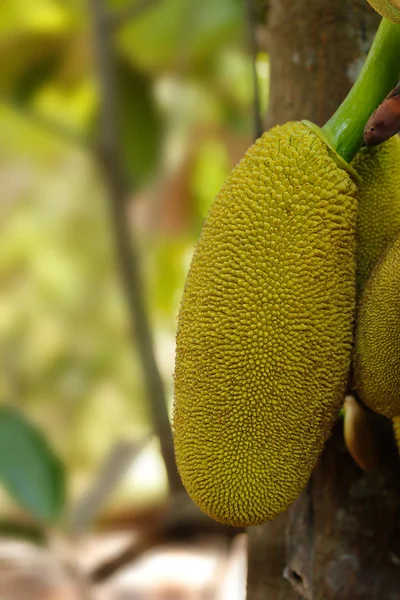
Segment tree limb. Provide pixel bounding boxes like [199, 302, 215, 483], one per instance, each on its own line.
[88, 0, 183, 494]
[68, 437, 152, 534]
[90, 492, 240, 583]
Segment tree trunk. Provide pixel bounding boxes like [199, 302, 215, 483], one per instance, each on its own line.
[265, 0, 379, 128]
[247, 1, 400, 598]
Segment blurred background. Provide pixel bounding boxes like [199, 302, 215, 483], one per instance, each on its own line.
[0, 0, 268, 597]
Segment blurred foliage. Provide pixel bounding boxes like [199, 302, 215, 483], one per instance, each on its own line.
[116, 0, 243, 73]
[0, 0, 269, 519]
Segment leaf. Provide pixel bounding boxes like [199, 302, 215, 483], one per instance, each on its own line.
[0, 406, 66, 522]
[86, 58, 160, 190]
[117, 0, 243, 74]
[11, 52, 63, 106]
[0, 0, 82, 105]
[0, 36, 66, 100]
[87, 58, 162, 188]
[0, 0, 70, 36]
[119, 60, 163, 187]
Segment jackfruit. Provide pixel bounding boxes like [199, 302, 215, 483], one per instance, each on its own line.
[351, 135, 400, 295]
[351, 137, 400, 448]
[173, 121, 357, 527]
[354, 233, 400, 419]
[366, 0, 400, 22]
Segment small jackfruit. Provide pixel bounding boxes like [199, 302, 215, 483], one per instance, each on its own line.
[351, 135, 400, 295]
[366, 0, 400, 22]
[354, 234, 400, 419]
[173, 122, 357, 527]
[352, 137, 400, 448]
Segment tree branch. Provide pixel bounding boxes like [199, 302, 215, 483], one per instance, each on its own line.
[88, 0, 183, 494]
[68, 437, 151, 534]
[108, 0, 162, 31]
[89, 492, 240, 583]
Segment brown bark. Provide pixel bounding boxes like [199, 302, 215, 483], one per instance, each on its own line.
[266, 0, 379, 129]
[248, 407, 400, 599]
[308, 418, 400, 599]
[247, 1, 400, 598]
[247, 513, 300, 600]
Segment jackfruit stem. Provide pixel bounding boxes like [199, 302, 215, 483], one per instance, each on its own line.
[322, 19, 400, 163]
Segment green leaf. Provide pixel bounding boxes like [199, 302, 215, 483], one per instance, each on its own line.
[88, 58, 162, 188]
[117, 0, 243, 73]
[0, 0, 71, 36]
[118, 60, 163, 187]
[11, 52, 63, 106]
[0, 406, 66, 523]
[0, 36, 66, 99]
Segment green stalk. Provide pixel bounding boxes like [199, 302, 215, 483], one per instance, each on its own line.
[322, 18, 400, 164]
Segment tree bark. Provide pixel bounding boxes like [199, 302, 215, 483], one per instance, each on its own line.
[308, 417, 400, 599]
[247, 1, 400, 598]
[266, 0, 379, 128]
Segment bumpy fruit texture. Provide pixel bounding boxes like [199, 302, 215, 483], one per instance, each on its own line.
[355, 234, 400, 419]
[366, 0, 400, 22]
[351, 136, 400, 295]
[173, 122, 357, 527]
[351, 137, 400, 444]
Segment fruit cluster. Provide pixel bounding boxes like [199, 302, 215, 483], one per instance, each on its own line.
[172, 8, 400, 527]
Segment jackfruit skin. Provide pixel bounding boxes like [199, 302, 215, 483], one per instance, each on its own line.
[366, 0, 400, 22]
[173, 122, 357, 527]
[355, 234, 400, 419]
[351, 137, 400, 442]
[351, 136, 400, 296]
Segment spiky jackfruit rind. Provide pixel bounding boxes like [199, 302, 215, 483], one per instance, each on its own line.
[355, 234, 400, 418]
[351, 136, 400, 295]
[173, 122, 357, 527]
[366, 0, 400, 23]
[302, 120, 360, 183]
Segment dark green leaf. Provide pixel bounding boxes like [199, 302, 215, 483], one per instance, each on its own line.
[118, 60, 163, 187]
[0, 406, 66, 523]
[11, 52, 63, 106]
[88, 58, 162, 188]
[0, 36, 67, 99]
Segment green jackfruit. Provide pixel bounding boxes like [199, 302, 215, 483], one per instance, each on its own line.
[366, 0, 400, 23]
[351, 136, 400, 295]
[351, 137, 400, 446]
[355, 233, 400, 419]
[173, 121, 357, 527]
